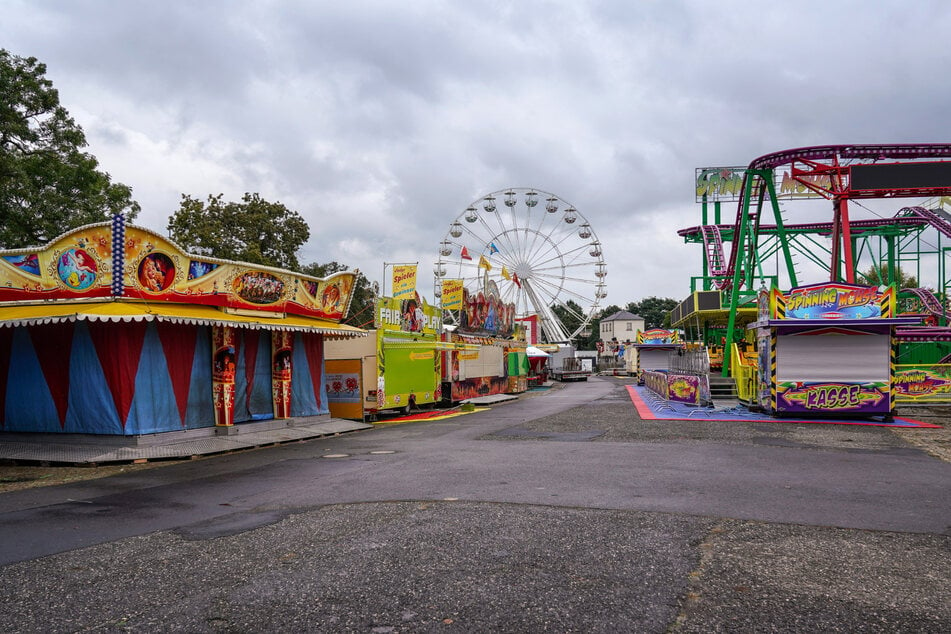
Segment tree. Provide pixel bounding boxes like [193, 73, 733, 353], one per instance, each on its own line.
[0, 49, 139, 247]
[167, 193, 310, 270]
[859, 263, 917, 289]
[627, 297, 678, 330]
[300, 261, 378, 328]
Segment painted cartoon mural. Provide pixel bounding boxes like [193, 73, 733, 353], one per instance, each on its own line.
[457, 281, 516, 338]
[0, 218, 356, 322]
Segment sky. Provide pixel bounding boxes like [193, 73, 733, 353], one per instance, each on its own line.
[4, 0, 951, 314]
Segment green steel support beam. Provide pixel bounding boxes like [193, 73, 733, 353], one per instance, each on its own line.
[763, 173, 798, 288]
[723, 171, 757, 377]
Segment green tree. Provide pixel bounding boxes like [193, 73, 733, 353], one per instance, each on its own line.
[627, 297, 678, 330]
[0, 49, 139, 247]
[551, 299, 599, 347]
[300, 261, 378, 328]
[859, 263, 917, 289]
[167, 193, 310, 270]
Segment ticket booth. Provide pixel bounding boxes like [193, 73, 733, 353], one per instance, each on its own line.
[633, 329, 684, 382]
[751, 283, 919, 418]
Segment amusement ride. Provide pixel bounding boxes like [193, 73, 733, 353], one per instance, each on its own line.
[434, 187, 606, 343]
[673, 144, 951, 407]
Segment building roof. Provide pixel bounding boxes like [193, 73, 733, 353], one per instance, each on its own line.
[601, 310, 643, 322]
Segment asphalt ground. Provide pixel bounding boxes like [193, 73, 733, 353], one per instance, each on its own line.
[0, 378, 948, 633]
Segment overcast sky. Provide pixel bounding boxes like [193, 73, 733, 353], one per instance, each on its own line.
[4, 0, 951, 308]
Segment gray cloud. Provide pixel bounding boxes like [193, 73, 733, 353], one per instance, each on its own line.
[4, 0, 951, 309]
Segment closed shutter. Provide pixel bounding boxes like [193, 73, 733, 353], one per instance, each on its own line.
[776, 333, 888, 383]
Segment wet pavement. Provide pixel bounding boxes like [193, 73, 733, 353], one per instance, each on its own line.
[0, 377, 947, 632]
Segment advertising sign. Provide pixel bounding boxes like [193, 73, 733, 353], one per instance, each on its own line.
[773, 283, 894, 320]
[375, 295, 442, 335]
[776, 381, 889, 415]
[695, 165, 829, 202]
[441, 279, 464, 310]
[391, 264, 417, 300]
[636, 328, 680, 345]
[325, 359, 364, 420]
[458, 283, 516, 338]
[894, 368, 951, 402]
[695, 167, 746, 202]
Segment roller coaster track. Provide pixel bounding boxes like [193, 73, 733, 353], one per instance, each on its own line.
[901, 287, 947, 318]
[717, 144, 951, 292]
[896, 206, 951, 239]
[700, 225, 727, 277]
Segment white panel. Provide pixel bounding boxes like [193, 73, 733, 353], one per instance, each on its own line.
[482, 345, 504, 377]
[458, 345, 504, 379]
[638, 349, 671, 371]
[776, 334, 889, 382]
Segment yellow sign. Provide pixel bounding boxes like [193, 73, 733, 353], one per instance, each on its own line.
[410, 351, 435, 361]
[391, 264, 417, 299]
[442, 279, 463, 309]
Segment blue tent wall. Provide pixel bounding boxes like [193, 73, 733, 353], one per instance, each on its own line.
[0, 322, 330, 434]
[184, 327, 214, 429]
[2, 321, 217, 434]
[125, 323, 182, 434]
[234, 331, 273, 423]
[66, 321, 124, 434]
[290, 332, 328, 417]
[4, 326, 62, 433]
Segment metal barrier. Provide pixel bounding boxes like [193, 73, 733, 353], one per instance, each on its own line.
[894, 364, 951, 403]
[669, 347, 708, 375]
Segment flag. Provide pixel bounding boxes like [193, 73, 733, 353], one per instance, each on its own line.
[478, 255, 492, 271]
[488, 242, 499, 254]
[391, 264, 417, 300]
[512, 273, 521, 288]
[501, 266, 511, 281]
[441, 279, 463, 309]
[460, 246, 472, 260]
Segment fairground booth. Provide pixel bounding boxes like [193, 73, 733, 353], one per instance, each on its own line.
[636, 329, 710, 405]
[0, 216, 365, 435]
[750, 282, 919, 418]
[324, 294, 447, 420]
[440, 282, 527, 401]
[633, 328, 685, 378]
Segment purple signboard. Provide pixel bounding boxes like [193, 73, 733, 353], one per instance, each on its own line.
[775, 381, 890, 415]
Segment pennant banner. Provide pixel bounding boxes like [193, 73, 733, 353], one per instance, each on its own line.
[478, 255, 492, 271]
[391, 264, 417, 299]
[460, 246, 472, 261]
[442, 279, 464, 309]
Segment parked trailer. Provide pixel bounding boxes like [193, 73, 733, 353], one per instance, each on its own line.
[548, 344, 591, 381]
[324, 296, 443, 420]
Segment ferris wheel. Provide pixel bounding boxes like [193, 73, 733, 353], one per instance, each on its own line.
[433, 187, 607, 343]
